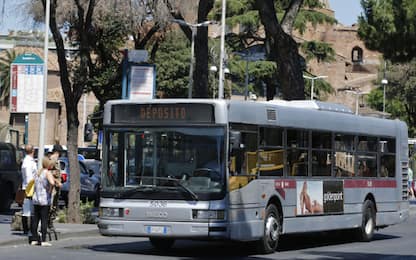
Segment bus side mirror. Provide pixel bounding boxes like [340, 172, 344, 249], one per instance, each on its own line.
[84, 123, 93, 142]
[230, 131, 241, 151]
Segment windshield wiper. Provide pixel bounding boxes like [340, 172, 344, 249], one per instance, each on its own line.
[146, 176, 199, 201]
[114, 185, 160, 198]
[167, 177, 199, 201]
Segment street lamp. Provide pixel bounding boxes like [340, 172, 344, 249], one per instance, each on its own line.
[344, 89, 370, 115]
[303, 75, 328, 100]
[381, 78, 388, 115]
[210, 65, 229, 98]
[172, 19, 215, 98]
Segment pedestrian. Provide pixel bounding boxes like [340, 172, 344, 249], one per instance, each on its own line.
[31, 157, 62, 246]
[47, 144, 63, 230]
[408, 165, 415, 199]
[20, 144, 37, 235]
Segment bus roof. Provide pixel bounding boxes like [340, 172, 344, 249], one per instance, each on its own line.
[104, 99, 407, 138]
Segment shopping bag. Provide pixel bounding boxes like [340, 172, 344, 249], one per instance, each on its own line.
[15, 189, 25, 205]
[25, 179, 35, 197]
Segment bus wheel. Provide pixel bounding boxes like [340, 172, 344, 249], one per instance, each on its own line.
[149, 237, 175, 251]
[256, 204, 281, 254]
[358, 200, 376, 242]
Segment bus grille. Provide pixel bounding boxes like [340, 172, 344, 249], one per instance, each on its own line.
[401, 161, 408, 200]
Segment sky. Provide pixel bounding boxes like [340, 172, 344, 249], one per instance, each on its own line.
[0, 0, 363, 35]
[328, 0, 362, 26]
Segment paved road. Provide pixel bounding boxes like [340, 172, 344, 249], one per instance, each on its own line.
[1, 210, 416, 260]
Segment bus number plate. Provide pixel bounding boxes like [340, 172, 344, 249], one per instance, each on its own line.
[149, 200, 167, 208]
[146, 226, 167, 234]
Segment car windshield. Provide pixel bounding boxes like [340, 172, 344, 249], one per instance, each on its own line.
[102, 127, 225, 200]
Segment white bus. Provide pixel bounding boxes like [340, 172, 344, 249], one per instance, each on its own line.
[98, 99, 409, 253]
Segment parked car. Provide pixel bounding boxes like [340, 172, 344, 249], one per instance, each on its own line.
[78, 146, 99, 160]
[0, 142, 22, 211]
[58, 157, 101, 206]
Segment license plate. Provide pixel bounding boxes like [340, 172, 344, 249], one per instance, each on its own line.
[146, 226, 167, 234]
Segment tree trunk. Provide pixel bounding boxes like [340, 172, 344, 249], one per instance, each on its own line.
[66, 117, 81, 223]
[256, 0, 305, 100]
[46, 0, 91, 223]
[193, 0, 214, 98]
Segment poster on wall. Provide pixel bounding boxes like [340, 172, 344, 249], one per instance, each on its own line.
[296, 180, 344, 216]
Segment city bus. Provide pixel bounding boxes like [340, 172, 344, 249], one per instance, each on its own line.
[97, 99, 409, 254]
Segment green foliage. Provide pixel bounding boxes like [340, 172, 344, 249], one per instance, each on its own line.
[300, 41, 336, 63]
[154, 31, 191, 98]
[366, 60, 416, 136]
[358, 0, 416, 62]
[88, 13, 127, 103]
[0, 50, 19, 105]
[294, 9, 337, 34]
[208, 0, 336, 98]
[56, 200, 97, 224]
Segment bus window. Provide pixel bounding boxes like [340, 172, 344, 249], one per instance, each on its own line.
[380, 138, 396, 177]
[312, 150, 332, 176]
[311, 131, 332, 176]
[357, 156, 377, 177]
[334, 134, 355, 177]
[259, 127, 284, 176]
[108, 143, 122, 186]
[230, 130, 258, 176]
[287, 129, 308, 176]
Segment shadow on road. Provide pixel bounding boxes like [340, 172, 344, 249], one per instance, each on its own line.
[86, 229, 401, 258]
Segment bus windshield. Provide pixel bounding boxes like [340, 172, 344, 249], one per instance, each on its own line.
[103, 127, 226, 200]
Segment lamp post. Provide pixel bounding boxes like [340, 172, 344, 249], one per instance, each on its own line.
[172, 19, 215, 98]
[210, 65, 229, 98]
[218, 0, 227, 99]
[344, 89, 370, 115]
[381, 78, 388, 115]
[303, 75, 327, 100]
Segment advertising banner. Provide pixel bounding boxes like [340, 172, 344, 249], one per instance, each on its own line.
[296, 180, 344, 216]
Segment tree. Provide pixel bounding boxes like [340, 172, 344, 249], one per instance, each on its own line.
[36, 0, 99, 223]
[0, 49, 19, 108]
[154, 31, 191, 97]
[210, 0, 335, 100]
[366, 60, 416, 136]
[358, 0, 416, 62]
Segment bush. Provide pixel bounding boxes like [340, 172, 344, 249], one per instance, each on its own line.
[55, 200, 97, 224]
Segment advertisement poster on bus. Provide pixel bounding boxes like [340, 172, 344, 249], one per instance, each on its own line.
[296, 181, 344, 216]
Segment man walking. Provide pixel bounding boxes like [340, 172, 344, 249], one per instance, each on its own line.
[21, 144, 37, 235]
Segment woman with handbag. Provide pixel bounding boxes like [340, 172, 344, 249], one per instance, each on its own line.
[30, 157, 61, 246]
[21, 144, 37, 235]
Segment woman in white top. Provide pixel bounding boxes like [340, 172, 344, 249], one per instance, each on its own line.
[31, 157, 61, 246]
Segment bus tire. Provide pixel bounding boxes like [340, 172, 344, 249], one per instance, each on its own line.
[149, 237, 175, 251]
[358, 200, 376, 242]
[256, 204, 281, 254]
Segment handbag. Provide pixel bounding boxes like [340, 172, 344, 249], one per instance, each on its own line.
[15, 189, 26, 205]
[25, 179, 35, 198]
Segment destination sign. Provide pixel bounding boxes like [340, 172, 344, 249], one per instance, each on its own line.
[111, 103, 215, 124]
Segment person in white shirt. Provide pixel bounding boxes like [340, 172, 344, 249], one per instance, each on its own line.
[21, 144, 37, 235]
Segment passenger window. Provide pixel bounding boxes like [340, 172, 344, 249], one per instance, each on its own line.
[357, 156, 377, 177]
[231, 132, 258, 176]
[334, 134, 355, 177]
[380, 138, 396, 178]
[357, 136, 377, 152]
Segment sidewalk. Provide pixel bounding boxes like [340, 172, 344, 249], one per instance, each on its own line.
[0, 211, 99, 247]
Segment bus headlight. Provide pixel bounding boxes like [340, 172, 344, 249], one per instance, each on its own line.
[192, 209, 225, 220]
[100, 207, 123, 217]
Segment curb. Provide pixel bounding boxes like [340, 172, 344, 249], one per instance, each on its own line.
[0, 229, 99, 247]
